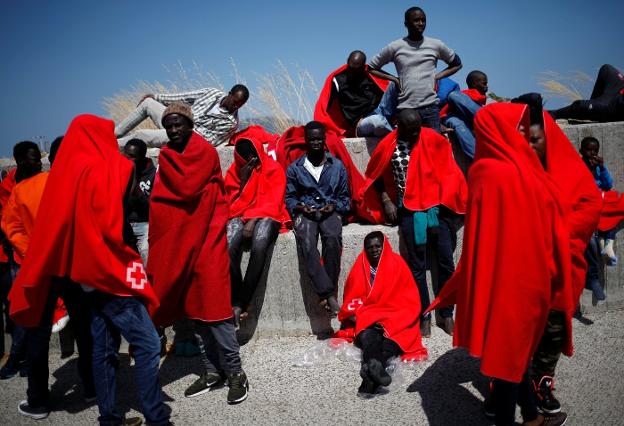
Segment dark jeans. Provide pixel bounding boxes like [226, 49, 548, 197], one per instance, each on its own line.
[398, 208, 456, 320]
[194, 319, 242, 375]
[414, 103, 441, 133]
[89, 292, 168, 426]
[531, 310, 566, 381]
[293, 212, 342, 299]
[355, 325, 402, 368]
[4, 261, 26, 358]
[0, 261, 11, 355]
[492, 373, 538, 426]
[552, 64, 624, 122]
[26, 277, 94, 408]
[584, 234, 600, 282]
[227, 217, 280, 310]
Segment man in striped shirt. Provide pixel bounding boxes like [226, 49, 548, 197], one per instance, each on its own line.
[116, 84, 249, 147]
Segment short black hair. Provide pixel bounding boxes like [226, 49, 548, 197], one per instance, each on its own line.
[511, 93, 544, 128]
[397, 108, 422, 128]
[230, 84, 250, 101]
[404, 6, 425, 20]
[466, 70, 487, 87]
[348, 50, 366, 63]
[49, 136, 63, 165]
[304, 121, 326, 133]
[364, 231, 384, 245]
[124, 138, 148, 158]
[13, 141, 40, 161]
[581, 136, 600, 150]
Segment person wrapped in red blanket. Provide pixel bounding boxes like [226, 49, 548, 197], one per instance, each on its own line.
[314, 50, 389, 137]
[8, 114, 168, 424]
[355, 109, 466, 337]
[335, 231, 427, 396]
[429, 101, 600, 424]
[224, 131, 291, 327]
[147, 102, 249, 404]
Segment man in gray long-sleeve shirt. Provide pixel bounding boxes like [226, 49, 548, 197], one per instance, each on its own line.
[365, 7, 462, 133]
[115, 84, 249, 147]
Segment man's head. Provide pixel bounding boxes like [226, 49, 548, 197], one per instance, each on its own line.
[304, 121, 326, 155]
[221, 84, 249, 114]
[235, 138, 258, 163]
[49, 136, 63, 167]
[13, 141, 42, 181]
[397, 108, 422, 143]
[346, 50, 367, 79]
[511, 93, 546, 165]
[404, 7, 426, 37]
[364, 231, 384, 267]
[123, 138, 148, 168]
[580, 136, 600, 167]
[162, 102, 194, 150]
[466, 70, 488, 95]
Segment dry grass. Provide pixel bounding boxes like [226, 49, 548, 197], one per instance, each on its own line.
[102, 60, 318, 134]
[538, 70, 592, 103]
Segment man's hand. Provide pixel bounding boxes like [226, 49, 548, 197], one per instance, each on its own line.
[243, 218, 257, 239]
[294, 204, 315, 217]
[383, 199, 398, 224]
[138, 94, 155, 106]
[392, 76, 401, 91]
[240, 157, 258, 187]
[319, 204, 335, 216]
[591, 155, 604, 168]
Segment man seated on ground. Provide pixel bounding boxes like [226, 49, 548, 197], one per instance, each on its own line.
[336, 231, 427, 397]
[285, 121, 350, 315]
[123, 138, 156, 265]
[8, 115, 169, 425]
[224, 133, 290, 327]
[2, 138, 96, 419]
[356, 109, 467, 337]
[365, 7, 462, 133]
[116, 84, 249, 147]
[551, 64, 624, 123]
[314, 51, 388, 137]
[441, 70, 490, 159]
[147, 103, 248, 404]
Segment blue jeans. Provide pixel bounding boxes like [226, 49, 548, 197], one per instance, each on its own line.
[442, 91, 482, 159]
[89, 292, 169, 426]
[131, 222, 149, 266]
[356, 81, 399, 137]
[415, 103, 441, 133]
[6, 262, 26, 357]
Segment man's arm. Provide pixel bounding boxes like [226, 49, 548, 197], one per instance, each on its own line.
[0, 193, 28, 259]
[435, 54, 462, 82]
[368, 44, 400, 88]
[154, 88, 213, 106]
[373, 177, 397, 223]
[333, 165, 351, 215]
[285, 166, 303, 217]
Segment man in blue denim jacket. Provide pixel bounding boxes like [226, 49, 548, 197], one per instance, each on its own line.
[286, 121, 350, 315]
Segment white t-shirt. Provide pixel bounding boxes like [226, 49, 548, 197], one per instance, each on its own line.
[303, 157, 325, 183]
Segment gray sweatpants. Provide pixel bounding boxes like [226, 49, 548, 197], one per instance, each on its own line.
[116, 98, 169, 148]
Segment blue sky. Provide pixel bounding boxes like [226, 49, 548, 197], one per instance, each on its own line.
[0, 0, 622, 156]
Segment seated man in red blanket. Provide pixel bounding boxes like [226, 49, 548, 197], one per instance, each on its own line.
[356, 109, 467, 337]
[314, 50, 388, 137]
[224, 134, 290, 327]
[441, 70, 490, 159]
[147, 103, 248, 404]
[337, 231, 427, 397]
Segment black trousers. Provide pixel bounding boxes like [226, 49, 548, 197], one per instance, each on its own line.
[492, 373, 538, 426]
[355, 325, 402, 368]
[293, 212, 342, 299]
[398, 208, 457, 320]
[227, 217, 280, 310]
[552, 64, 624, 122]
[26, 277, 94, 408]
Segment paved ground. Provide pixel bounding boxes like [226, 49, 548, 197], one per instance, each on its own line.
[1, 309, 623, 425]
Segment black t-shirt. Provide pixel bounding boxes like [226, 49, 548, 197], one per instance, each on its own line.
[330, 72, 383, 126]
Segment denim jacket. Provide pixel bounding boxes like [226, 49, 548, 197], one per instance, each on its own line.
[285, 153, 351, 218]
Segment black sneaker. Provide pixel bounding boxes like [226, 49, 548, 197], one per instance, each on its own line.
[535, 376, 561, 414]
[357, 363, 378, 398]
[185, 371, 225, 398]
[542, 411, 568, 426]
[227, 372, 249, 404]
[0, 355, 23, 380]
[18, 400, 50, 420]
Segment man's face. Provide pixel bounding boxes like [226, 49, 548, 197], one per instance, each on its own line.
[580, 141, 599, 160]
[364, 237, 383, 267]
[529, 124, 546, 165]
[163, 114, 193, 147]
[18, 148, 42, 177]
[405, 10, 426, 36]
[305, 128, 326, 154]
[123, 144, 141, 162]
[222, 91, 247, 114]
[346, 57, 366, 79]
[472, 75, 489, 95]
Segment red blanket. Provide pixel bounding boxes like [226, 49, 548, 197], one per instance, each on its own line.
[598, 190, 624, 231]
[147, 132, 232, 326]
[439, 89, 487, 118]
[9, 115, 159, 327]
[334, 236, 427, 361]
[225, 132, 291, 230]
[428, 104, 585, 383]
[275, 126, 365, 219]
[0, 168, 16, 263]
[314, 64, 389, 137]
[355, 128, 467, 224]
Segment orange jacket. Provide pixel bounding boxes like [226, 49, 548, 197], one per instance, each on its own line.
[0, 168, 17, 263]
[1, 172, 49, 263]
